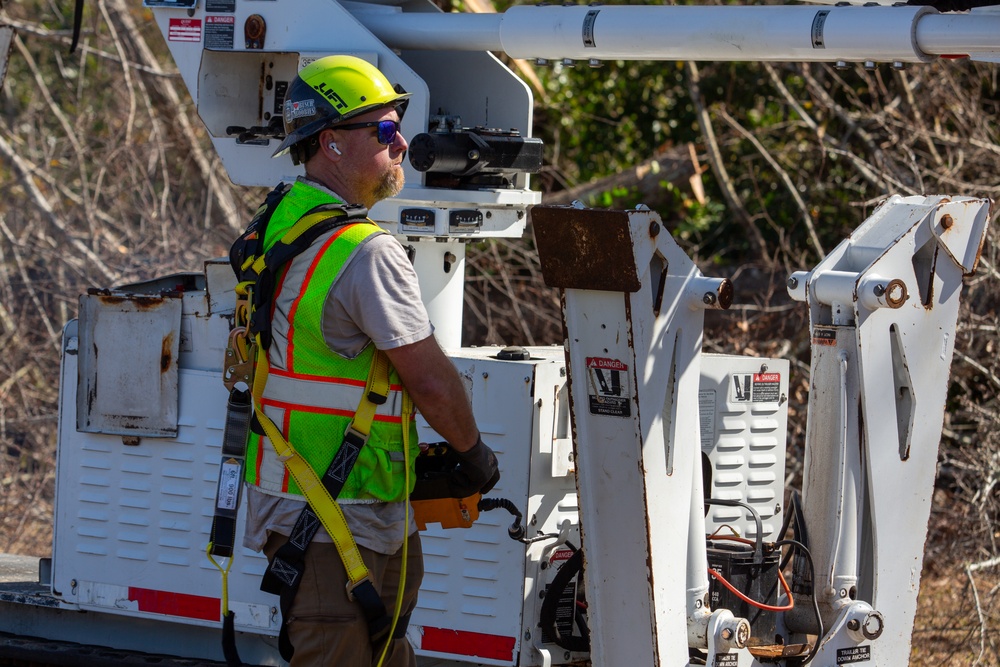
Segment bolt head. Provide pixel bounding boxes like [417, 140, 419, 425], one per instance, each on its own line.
[787, 276, 799, 289]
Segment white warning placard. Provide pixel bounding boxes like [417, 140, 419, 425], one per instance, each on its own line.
[586, 357, 631, 417]
[730, 372, 781, 403]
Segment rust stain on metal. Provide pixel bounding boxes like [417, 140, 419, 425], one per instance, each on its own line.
[885, 279, 908, 308]
[532, 206, 641, 292]
[96, 294, 165, 311]
[161, 333, 174, 373]
[717, 279, 734, 309]
[624, 296, 642, 418]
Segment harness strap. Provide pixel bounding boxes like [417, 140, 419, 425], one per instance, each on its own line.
[215, 188, 394, 662]
[254, 344, 400, 659]
[208, 387, 253, 559]
[247, 205, 369, 351]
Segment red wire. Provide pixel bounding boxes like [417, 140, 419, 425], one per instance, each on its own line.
[706, 566, 794, 612]
[708, 534, 756, 547]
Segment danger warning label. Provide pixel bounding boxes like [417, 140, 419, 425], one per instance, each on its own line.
[205, 15, 235, 50]
[731, 372, 781, 403]
[586, 357, 630, 417]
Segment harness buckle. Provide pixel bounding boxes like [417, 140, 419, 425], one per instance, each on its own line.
[223, 327, 255, 391]
[346, 574, 372, 602]
[343, 426, 367, 449]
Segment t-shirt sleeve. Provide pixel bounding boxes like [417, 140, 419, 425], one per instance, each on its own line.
[322, 233, 433, 356]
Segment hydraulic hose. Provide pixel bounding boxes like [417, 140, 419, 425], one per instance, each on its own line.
[478, 497, 526, 541]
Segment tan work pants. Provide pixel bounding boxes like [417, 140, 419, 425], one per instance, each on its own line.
[264, 532, 424, 667]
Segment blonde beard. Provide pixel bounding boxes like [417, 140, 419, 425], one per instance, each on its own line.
[371, 164, 405, 204]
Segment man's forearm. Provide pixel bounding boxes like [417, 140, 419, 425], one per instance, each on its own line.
[384, 336, 479, 451]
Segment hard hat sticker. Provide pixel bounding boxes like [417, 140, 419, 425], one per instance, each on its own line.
[586, 357, 631, 417]
[286, 99, 316, 120]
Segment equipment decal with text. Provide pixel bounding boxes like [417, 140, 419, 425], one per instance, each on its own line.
[586, 357, 630, 417]
[731, 372, 781, 403]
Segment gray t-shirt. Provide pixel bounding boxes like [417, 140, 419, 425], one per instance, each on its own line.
[243, 182, 432, 555]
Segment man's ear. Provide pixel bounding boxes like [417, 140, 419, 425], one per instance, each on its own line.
[318, 129, 343, 161]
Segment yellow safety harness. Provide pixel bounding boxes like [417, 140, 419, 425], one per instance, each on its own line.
[208, 184, 410, 665]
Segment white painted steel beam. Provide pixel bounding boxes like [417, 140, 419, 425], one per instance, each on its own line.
[355, 4, 1000, 63]
[533, 205, 734, 665]
[787, 195, 992, 662]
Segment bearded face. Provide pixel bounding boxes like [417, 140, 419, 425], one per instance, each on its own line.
[371, 161, 405, 205]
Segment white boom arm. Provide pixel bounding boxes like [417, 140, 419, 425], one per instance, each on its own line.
[357, 4, 1000, 63]
[147, 0, 1000, 348]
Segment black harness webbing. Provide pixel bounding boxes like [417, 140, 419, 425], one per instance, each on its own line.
[209, 388, 254, 559]
[260, 420, 402, 661]
[207, 184, 379, 664]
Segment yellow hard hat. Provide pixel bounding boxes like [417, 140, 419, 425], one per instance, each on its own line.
[272, 55, 410, 163]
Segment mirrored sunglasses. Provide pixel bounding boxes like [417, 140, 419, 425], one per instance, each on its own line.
[334, 119, 400, 145]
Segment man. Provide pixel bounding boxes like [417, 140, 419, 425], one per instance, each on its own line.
[240, 55, 499, 667]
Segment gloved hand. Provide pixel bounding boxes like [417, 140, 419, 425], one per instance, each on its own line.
[447, 436, 500, 497]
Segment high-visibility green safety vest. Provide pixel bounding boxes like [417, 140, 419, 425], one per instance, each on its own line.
[245, 180, 419, 502]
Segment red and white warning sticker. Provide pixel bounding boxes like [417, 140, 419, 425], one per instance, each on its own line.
[586, 357, 631, 417]
[168, 18, 202, 43]
[730, 372, 781, 403]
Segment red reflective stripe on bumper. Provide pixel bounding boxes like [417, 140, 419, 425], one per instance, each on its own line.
[419, 626, 516, 661]
[128, 587, 219, 622]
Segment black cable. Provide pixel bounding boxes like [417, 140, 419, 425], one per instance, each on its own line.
[477, 497, 526, 540]
[705, 498, 765, 562]
[779, 490, 808, 572]
[775, 538, 823, 665]
[70, 0, 85, 54]
[538, 547, 590, 653]
[478, 497, 561, 543]
[776, 493, 795, 543]
[221, 610, 244, 667]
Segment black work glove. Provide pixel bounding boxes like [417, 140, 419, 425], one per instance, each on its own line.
[447, 436, 500, 497]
